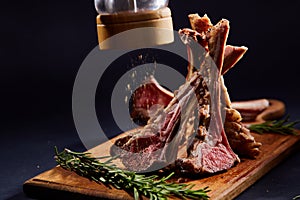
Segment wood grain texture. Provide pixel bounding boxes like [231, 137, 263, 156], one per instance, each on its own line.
[23, 100, 300, 200]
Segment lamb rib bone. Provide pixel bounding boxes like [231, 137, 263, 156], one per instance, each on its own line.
[175, 17, 239, 174]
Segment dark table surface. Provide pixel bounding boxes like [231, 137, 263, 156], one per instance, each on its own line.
[1, 106, 300, 200]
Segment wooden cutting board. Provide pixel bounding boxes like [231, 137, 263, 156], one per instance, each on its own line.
[23, 99, 300, 200]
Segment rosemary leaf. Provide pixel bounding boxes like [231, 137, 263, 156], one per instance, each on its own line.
[293, 195, 300, 200]
[54, 147, 210, 200]
[248, 116, 299, 135]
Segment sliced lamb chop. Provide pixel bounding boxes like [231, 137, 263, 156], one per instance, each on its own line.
[208, 25, 261, 157]
[175, 17, 239, 174]
[186, 14, 261, 158]
[130, 76, 173, 125]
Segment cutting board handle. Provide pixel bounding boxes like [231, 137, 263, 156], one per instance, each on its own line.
[256, 99, 286, 123]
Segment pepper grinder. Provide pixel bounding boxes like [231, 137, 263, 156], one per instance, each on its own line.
[95, 0, 174, 49]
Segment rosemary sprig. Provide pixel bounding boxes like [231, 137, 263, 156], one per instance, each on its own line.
[248, 116, 299, 135]
[54, 147, 210, 200]
[293, 195, 300, 200]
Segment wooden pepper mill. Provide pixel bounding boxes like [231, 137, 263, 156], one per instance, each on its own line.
[95, 0, 174, 49]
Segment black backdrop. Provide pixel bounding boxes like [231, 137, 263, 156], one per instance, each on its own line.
[0, 0, 300, 128]
[1, 1, 300, 199]
[1, 0, 300, 131]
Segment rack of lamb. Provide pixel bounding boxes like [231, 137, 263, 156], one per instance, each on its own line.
[111, 14, 262, 174]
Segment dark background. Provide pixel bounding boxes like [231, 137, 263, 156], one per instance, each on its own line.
[1, 0, 300, 199]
